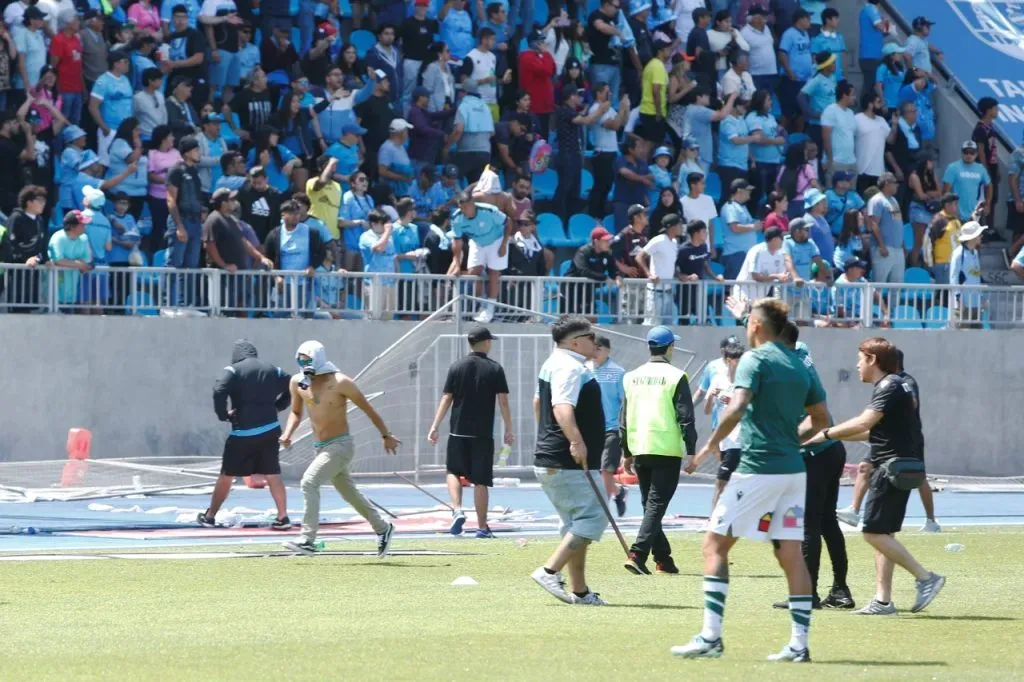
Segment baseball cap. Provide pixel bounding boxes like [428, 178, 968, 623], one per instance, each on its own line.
[833, 170, 855, 183]
[661, 213, 682, 229]
[730, 178, 754, 193]
[443, 164, 460, 178]
[843, 257, 867, 272]
[178, 135, 200, 154]
[881, 42, 905, 57]
[682, 138, 698, 150]
[467, 326, 495, 344]
[64, 209, 92, 227]
[341, 122, 367, 136]
[653, 37, 673, 52]
[561, 84, 579, 102]
[211, 187, 238, 204]
[77, 150, 102, 171]
[201, 112, 224, 125]
[412, 86, 430, 100]
[415, 0, 431, 5]
[747, 5, 767, 16]
[527, 28, 544, 45]
[719, 335, 739, 349]
[912, 16, 934, 30]
[962, 140, 978, 151]
[793, 8, 810, 21]
[23, 6, 46, 21]
[652, 146, 673, 160]
[789, 216, 811, 231]
[627, 203, 646, 219]
[314, 22, 337, 40]
[940, 192, 960, 206]
[647, 326, 680, 348]
[590, 227, 613, 241]
[170, 75, 193, 90]
[389, 118, 414, 133]
[631, 1, 652, 15]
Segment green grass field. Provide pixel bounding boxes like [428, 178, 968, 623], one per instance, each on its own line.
[3, 527, 1020, 681]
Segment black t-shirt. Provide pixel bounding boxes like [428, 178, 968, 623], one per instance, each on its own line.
[534, 349, 605, 470]
[677, 241, 710, 277]
[423, 228, 453, 274]
[610, 226, 647, 269]
[492, 122, 526, 167]
[627, 15, 652, 66]
[442, 352, 510, 439]
[400, 17, 439, 61]
[167, 162, 204, 219]
[0, 137, 23, 213]
[168, 29, 209, 83]
[686, 26, 715, 80]
[208, 2, 240, 52]
[555, 106, 581, 155]
[231, 88, 275, 132]
[238, 185, 283, 242]
[355, 94, 397, 153]
[204, 211, 247, 267]
[586, 10, 619, 65]
[867, 374, 924, 464]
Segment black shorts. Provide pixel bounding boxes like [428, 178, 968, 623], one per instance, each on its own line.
[221, 428, 282, 477]
[862, 466, 911, 535]
[446, 436, 494, 487]
[717, 448, 742, 482]
[636, 113, 667, 144]
[601, 431, 622, 473]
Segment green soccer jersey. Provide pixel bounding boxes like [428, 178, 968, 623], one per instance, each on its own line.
[793, 343, 835, 457]
[733, 341, 826, 475]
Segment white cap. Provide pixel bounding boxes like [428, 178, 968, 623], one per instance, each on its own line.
[389, 118, 414, 133]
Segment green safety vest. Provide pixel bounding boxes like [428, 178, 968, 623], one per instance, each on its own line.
[623, 360, 689, 458]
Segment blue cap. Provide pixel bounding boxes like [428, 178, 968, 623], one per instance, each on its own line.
[833, 170, 855, 183]
[77, 150, 102, 171]
[63, 124, 86, 143]
[341, 123, 367, 136]
[682, 137, 698, 150]
[646, 326, 680, 347]
[652, 146, 673, 160]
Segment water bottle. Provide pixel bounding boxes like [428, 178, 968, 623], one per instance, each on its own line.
[944, 543, 965, 552]
[314, 541, 326, 551]
[498, 444, 511, 467]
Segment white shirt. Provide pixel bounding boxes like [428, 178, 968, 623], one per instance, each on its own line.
[708, 372, 741, 450]
[854, 112, 891, 177]
[590, 103, 618, 152]
[643, 233, 679, 282]
[736, 242, 786, 299]
[465, 48, 498, 104]
[708, 28, 749, 71]
[720, 68, 756, 100]
[542, 27, 571, 76]
[681, 193, 718, 225]
[740, 24, 777, 76]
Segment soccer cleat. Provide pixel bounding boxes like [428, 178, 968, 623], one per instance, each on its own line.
[449, 510, 466, 535]
[836, 505, 861, 527]
[853, 598, 897, 615]
[911, 573, 946, 613]
[283, 539, 319, 555]
[670, 635, 724, 659]
[613, 486, 628, 517]
[475, 528, 496, 539]
[270, 516, 292, 531]
[196, 512, 216, 528]
[624, 552, 652, 576]
[822, 586, 856, 610]
[920, 519, 941, 533]
[655, 557, 680, 574]
[376, 523, 395, 558]
[571, 591, 607, 606]
[767, 645, 811, 662]
[531, 566, 573, 604]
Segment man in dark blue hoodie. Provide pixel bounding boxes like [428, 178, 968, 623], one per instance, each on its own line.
[199, 339, 293, 529]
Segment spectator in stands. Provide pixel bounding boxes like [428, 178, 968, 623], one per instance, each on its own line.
[611, 204, 648, 320]
[764, 191, 790, 233]
[262, 199, 326, 312]
[452, 81, 494, 185]
[377, 118, 415, 197]
[735, 224, 788, 300]
[885, 100, 921, 187]
[746, 89, 785, 200]
[684, 88, 736, 170]
[552, 85, 601, 221]
[680, 172, 718, 244]
[942, 140, 992, 222]
[48, 210, 92, 308]
[205, 188, 273, 311]
[649, 188, 683, 240]
[637, 213, 683, 326]
[799, 52, 838, 155]
[686, 8, 715, 90]
[440, 0, 474, 62]
[408, 87, 452, 176]
[905, 16, 942, 77]
[167, 5, 209, 106]
[802, 187, 835, 260]
[721, 53, 755, 103]
[50, 10, 83, 125]
[3, 184, 47, 310]
[1009, 137, 1024, 255]
[972, 97, 1001, 236]
[450, 192, 510, 323]
[0, 23, 14, 113]
[132, 68, 167, 141]
[460, 27, 507, 122]
[358, 208, 398, 318]
[675, 137, 705, 185]
[708, 11, 749, 75]
[146, 125, 180, 246]
[15, 6, 47, 94]
[510, 174, 534, 221]
[858, 0, 887, 95]
[214, 150, 246, 193]
[825, 171, 865, 235]
[588, 82, 630, 217]
[80, 10, 107, 92]
[928, 193, 965, 286]
[565, 226, 615, 314]
[855, 91, 897, 195]
[106, 118, 148, 219]
[899, 68, 936, 149]
[238, 166, 283, 245]
[720, 178, 762, 279]
[165, 76, 201, 138]
[636, 36, 673, 154]
[90, 50, 134, 164]
[949, 221, 986, 329]
[166, 135, 204, 289]
[778, 9, 813, 127]
[676, 219, 722, 322]
[508, 210, 546, 277]
[518, 30, 556, 141]
[866, 172, 905, 283]
[741, 7, 777, 93]
[611, 133, 653, 230]
[355, 71, 397, 181]
[821, 80, 857, 181]
[777, 140, 820, 219]
[834, 207, 869, 270]
[784, 215, 831, 308]
[586, 0, 625, 103]
[364, 24, 403, 106]
[830, 258, 884, 326]
[811, 8, 846, 80]
[717, 98, 759, 199]
[906, 154, 941, 266]
[875, 44, 906, 115]
[492, 113, 531, 185]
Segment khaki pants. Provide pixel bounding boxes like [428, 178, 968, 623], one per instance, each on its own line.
[299, 435, 387, 542]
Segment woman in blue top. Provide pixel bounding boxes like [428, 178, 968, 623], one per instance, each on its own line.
[746, 90, 785, 202]
[246, 127, 301, 193]
[874, 44, 906, 114]
[832, 208, 868, 270]
[106, 117, 149, 219]
[276, 91, 326, 163]
[338, 170, 376, 271]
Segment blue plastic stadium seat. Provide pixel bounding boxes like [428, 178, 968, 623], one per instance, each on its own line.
[594, 299, 614, 325]
[602, 214, 616, 232]
[558, 259, 572, 276]
[534, 169, 557, 200]
[892, 304, 923, 329]
[705, 172, 722, 203]
[900, 266, 934, 306]
[567, 213, 597, 247]
[711, 216, 726, 249]
[904, 267, 933, 284]
[903, 223, 915, 252]
[536, 212, 568, 248]
[350, 30, 376, 58]
[709, 261, 725, 277]
[923, 305, 949, 329]
[153, 249, 169, 268]
[580, 169, 594, 199]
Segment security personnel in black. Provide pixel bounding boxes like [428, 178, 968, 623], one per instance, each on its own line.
[620, 325, 698, 576]
[199, 340, 292, 529]
[564, 226, 617, 314]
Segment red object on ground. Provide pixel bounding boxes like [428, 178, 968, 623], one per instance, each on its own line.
[61, 428, 92, 487]
[245, 475, 267, 489]
[613, 465, 638, 486]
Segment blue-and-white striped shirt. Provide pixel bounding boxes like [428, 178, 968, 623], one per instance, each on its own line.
[587, 358, 625, 432]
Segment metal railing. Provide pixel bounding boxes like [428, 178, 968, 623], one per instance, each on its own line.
[1, 264, 1022, 329]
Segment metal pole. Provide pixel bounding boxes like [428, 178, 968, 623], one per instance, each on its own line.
[414, 337, 422, 485]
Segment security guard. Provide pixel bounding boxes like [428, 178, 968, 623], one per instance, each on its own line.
[620, 326, 698, 575]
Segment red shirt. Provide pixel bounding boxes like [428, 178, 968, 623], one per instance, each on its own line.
[49, 32, 84, 93]
[517, 49, 556, 115]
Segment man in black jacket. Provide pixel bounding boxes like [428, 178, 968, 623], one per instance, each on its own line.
[3, 185, 49, 311]
[199, 339, 293, 529]
[564, 226, 617, 314]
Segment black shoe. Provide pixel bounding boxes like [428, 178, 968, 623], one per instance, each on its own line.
[822, 586, 856, 610]
[283, 539, 319, 555]
[196, 511, 216, 527]
[377, 522, 394, 558]
[270, 515, 292, 531]
[613, 486, 627, 518]
[655, 557, 680, 574]
[624, 552, 651, 575]
[772, 597, 822, 609]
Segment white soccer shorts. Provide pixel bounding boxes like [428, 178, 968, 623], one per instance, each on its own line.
[467, 238, 508, 271]
[707, 472, 807, 542]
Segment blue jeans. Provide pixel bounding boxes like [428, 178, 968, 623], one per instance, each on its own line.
[510, 0, 535, 35]
[589, 63, 621, 104]
[644, 285, 677, 326]
[60, 92, 83, 125]
[298, 0, 317, 56]
[168, 216, 203, 306]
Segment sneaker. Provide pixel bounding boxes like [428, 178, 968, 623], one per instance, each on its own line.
[772, 596, 822, 610]
[283, 539, 319, 555]
[853, 598, 897, 615]
[475, 528, 496, 539]
[920, 518, 942, 533]
[670, 635, 724, 659]
[836, 505, 861, 527]
[655, 557, 679, 574]
[376, 522, 395, 559]
[196, 511, 216, 527]
[624, 552, 652, 576]
[571, 591, 607, 606]
[270, 516, 292, 531]
[613, 486, 627, 518]
[767, 645, 811, 662]
[474, 302, 494, 323]
[531, 566, 573, 604]
[911, 573, 946, 613]
[822, 586, 855, 610]
[449, 510, 466, 536]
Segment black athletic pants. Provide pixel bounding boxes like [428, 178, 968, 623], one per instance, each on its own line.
[630, 455, 682, 563]
[803, 442, 849, 598]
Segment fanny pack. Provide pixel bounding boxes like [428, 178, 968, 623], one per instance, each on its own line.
[880, 457, 926, 492]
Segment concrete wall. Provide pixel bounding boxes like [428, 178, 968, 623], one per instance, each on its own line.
[0, 317, 1020, 476]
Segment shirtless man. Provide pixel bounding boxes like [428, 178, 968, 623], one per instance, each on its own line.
[280, 340, 401, 557]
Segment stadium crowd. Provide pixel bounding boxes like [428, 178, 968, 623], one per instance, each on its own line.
[0, 0, 1020, 324]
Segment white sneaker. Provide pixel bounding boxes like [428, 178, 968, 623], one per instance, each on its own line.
[920, 519, 941, 533]
[670, 635, 724, 658]
[473, 301, 494, 323]
[853, 598, 897, 615]
[531, 566, 573, 604]
[571, 591, 606, 606]
[767, 645, 811, 662]
[449, 510, 466, 536]
[836, 505, 861, 527]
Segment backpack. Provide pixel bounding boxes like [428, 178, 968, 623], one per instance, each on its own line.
[528, 138, 552, 173]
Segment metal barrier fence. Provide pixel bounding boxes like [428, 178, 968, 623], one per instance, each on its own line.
[2, 264, 1022, 329]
